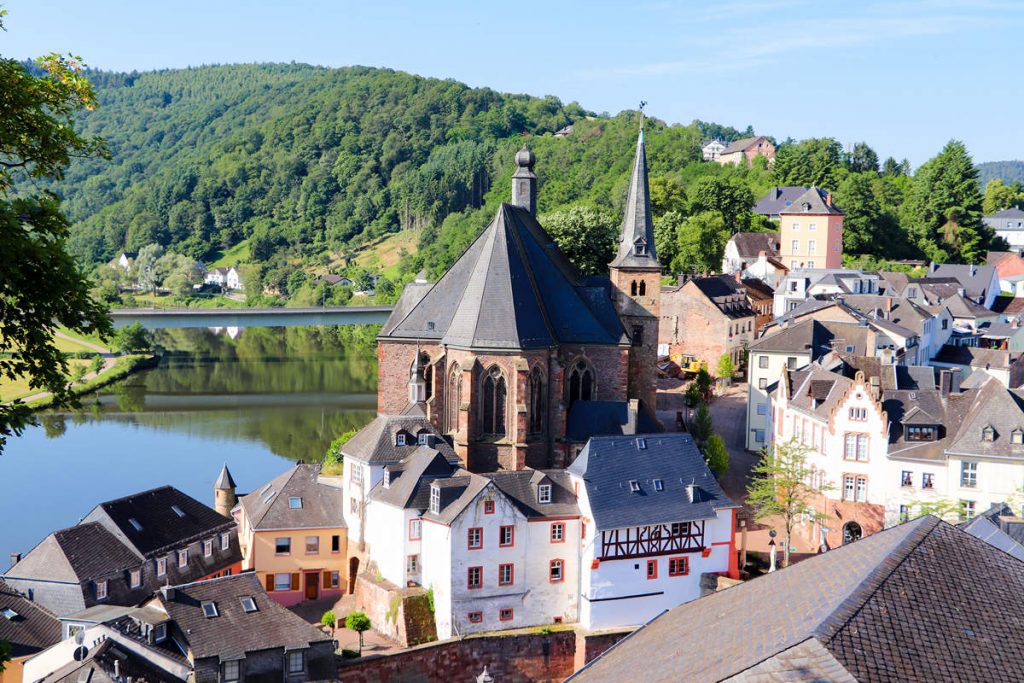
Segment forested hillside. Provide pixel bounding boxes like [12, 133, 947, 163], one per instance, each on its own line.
[978, 161, 1024, 188]
[26, 63, 1008, 305]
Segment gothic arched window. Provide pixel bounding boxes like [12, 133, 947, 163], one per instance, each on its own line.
[568, 359, 595, 408]
[529, 366, 545, 435]
[639, 281, 647, 296]
[481, 366, 507, 437]
[630, 281, 638, 296]
[419, 352, 433, 400]
[445, 363, 461, 434]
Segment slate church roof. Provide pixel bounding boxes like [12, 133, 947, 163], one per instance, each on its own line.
[570, 516, 1024, 683]
[381, 202, 626, 350]
[610, 128, 660, 271]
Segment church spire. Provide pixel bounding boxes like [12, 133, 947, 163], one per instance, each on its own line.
[610, 112, 659, 271]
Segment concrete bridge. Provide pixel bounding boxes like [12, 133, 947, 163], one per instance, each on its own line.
[110, 305, 394, 329]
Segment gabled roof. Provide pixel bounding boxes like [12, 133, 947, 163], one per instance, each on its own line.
[239, 463, 345, 531]
[986, 207, 1024, 220]
[340, 414, 456, 466]
[682, 275, 756, 320]
[728, 231, 780, 259]
[0, 578, 61, 658]
[381, 203, 625, 349]
[740, 277, 774, 301]
[567, 433, 735, 531]
[610, 129, 660, 271]
[85, 486, 235, 557]
[943, 293, 996, 319]
[933, 344, 1020, 370]
[485, 470, 579, 519]
[37, 638, 183, 683]
[571, 517, 1024, 683]
[961, 515, 1024, 562]
[946, 376, 1024, 457]
[5, 522, 141, 584]
[991, 295, 1024, 317]
[778, 186, 843, 216]
[928, 263, 997, 300]
[158, 573, 332, 661]
[901, 406, 940, 425]
[370, 447, 459, 510]
[720, 136, 769, 155]
[752, 187, 808, 215]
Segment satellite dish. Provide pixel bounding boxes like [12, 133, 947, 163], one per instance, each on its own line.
[74, 629, 85, 645]
[73, 645, 89, 661]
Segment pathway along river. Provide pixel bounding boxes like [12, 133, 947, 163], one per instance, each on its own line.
[0, 326, 378, 563]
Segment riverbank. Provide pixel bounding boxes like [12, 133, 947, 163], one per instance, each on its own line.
[23, 353, 160, 410]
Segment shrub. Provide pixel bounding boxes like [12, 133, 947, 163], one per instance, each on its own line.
[345, 611, 372, 656]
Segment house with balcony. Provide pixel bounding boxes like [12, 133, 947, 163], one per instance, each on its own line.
[237, 463, 347, 606]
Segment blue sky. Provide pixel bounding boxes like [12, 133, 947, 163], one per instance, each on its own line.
[4, 0, 1022, 166]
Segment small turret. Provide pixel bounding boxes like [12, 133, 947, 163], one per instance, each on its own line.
[214, 464, 237, 518]
[511, 145, 537, 215]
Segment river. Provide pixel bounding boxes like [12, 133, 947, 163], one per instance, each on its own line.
[0, 325, 378, 564]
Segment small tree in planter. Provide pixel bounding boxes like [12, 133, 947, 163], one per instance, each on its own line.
[345, 611, 372, 656]
[321, 610, 336, 636]
[717, 353, 734, 386]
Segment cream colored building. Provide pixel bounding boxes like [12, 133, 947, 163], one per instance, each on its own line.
[778, 187, 844, 270]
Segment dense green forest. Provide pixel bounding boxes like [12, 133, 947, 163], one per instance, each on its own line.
[978, 161, 1024, 189]
[20, 62, 1019, 304]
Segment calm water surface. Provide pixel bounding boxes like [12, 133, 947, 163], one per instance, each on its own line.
[0, 326, 377, 562]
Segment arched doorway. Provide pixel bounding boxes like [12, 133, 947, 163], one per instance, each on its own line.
[842, 521, 862, 545]
[348, 557, 360, 594]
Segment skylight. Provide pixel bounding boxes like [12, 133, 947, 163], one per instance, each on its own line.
[240, 596, 258, 613]
[288, 497, 302, 509]
[1, 608, 19, 620]
[636, 438, 646, 450]
[653, 479, 664, 492]
[171, 505, 186, 518]
[629, 480, 640, 493]
[262, 488, 276, 504]
[201, 601, 219, 618]
[259, 483, 272, 496]
[128, 518, 143, 532]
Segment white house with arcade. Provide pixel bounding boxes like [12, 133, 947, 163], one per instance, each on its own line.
[566, 433, 738, 631]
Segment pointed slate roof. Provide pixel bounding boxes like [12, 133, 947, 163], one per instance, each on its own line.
[382, 203, 625, 349]
[215, 464, 236, 490]
[610, 129, 660, 271]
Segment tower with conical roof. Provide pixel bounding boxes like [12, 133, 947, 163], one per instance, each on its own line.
[609, 117, 662, 410]
[214, 464, 237, 518]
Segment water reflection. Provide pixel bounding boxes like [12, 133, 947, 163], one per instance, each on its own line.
[0, 325, 378, 562]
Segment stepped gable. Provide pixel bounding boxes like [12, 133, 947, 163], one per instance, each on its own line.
[381, 202, 625, 349]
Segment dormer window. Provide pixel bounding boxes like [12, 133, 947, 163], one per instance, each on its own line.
[154, 622, 167, 642]
[629, 480, 640, 493]
[383, 470, 391, 489]
[982, 425, 996, 442]
[636, 438, 646, 450]
[418, 432, 429, 446]
[429, 485, 440, 514]
[653, 479, 664, 492]
[396, 433, 407, 447]
[906, 426, 937, 442]
[1013, 429, 1024, 445]
[538, 484, 552, 504]
[634, 238, 647, 256]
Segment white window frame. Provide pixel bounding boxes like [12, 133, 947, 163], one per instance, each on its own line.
[156, 557, 167, 577]
[287, 651, 303, 674]
[220, 532, 230, 551]
[274, 573, 291, 591]
[275, 537, 291, 555]
[96, 579, 108, 600]
[961, 461, 978, 488]
[409, 518, 422, 541]
[538, 484, 552, 504]
[203, 539, 213, 557]
[223, 660, 241, 682]
[177, 549, 188, 568]
[396, 433, 407, 446]
[305, 535, 319, 555]
[130, 568, 142, 589]
[406, 554, 419, 575]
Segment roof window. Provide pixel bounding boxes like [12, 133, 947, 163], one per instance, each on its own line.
[636, 438, 646, 450]
[1, 608, 19, 620]
[240, 596, 258, 613]
[128, 517, 143, 532]
[629, 480, 641, 493]
[288, 497, 302, 509]
[171, 505, 186, 518]
[201, 601, 219, 618]
[396, 432, 407, 447]
[653, 479, 664, 492]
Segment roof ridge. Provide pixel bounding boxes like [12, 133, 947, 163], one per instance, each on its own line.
[448, 211, 501, 346]
[813, 516, 941, 644]
[502, 205, 559, 347]
[99, 484, 176, 507]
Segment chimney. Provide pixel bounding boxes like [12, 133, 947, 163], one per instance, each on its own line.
[685, 481, 695, 503]
[950, 369, 962, 394]
[9, 552, 20, 569]
[161, 586, 176, 601]
[826, 192, 833, 206]
[970, 264, 977, 277]
[114, 660, 121, 680]
[773, 187, 781, 200]
[940, 369, 953, 396]
[734, 271, 742, 284]
[885, 297, 893, 314]
[626, 399, 639, 434]
[511, 146, 537, 215]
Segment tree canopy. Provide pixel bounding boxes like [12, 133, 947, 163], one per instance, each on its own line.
[1, 26, 112, 452]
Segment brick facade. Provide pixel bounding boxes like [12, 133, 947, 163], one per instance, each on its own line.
[608, 267, 660, 411]
[354, 574, 436, 648]
[376, 339, 633, 471]
[659, 280, 755, 370]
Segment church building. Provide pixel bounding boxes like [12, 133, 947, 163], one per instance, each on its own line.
[374, 129, 662, 472]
